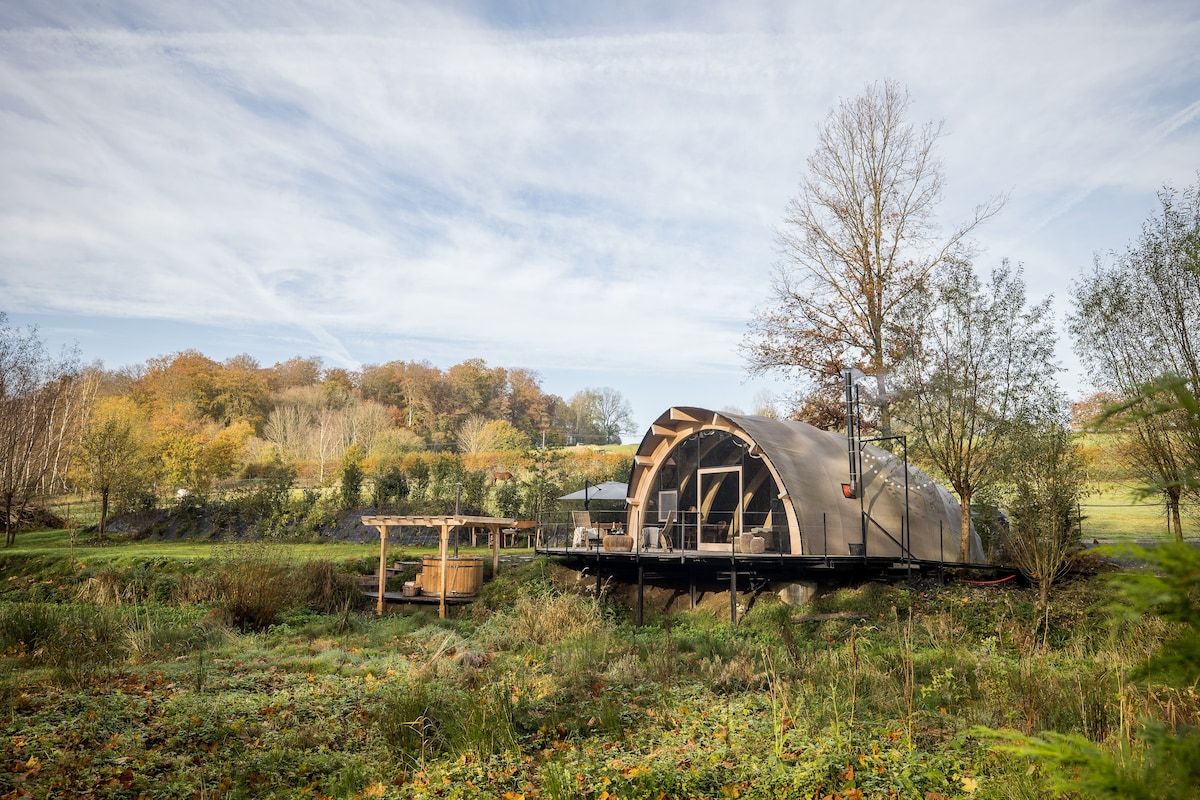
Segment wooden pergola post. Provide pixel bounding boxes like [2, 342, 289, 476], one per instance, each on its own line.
[439, 522, 451, 619]
[491, 522, 501, 577]
[360, 515, 521, 618]
[376, 524, 389, 616]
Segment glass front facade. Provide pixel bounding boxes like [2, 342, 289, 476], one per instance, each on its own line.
[641, 430, 790, 553]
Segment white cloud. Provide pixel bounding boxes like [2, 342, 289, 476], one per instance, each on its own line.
[2, 0, 1198, 429]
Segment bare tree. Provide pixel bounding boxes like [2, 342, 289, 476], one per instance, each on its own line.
[1069, 179, 1200, 540]
[745, 80, 1002, 434]
[893, 262, 1060, 561]
[0, 314, 84, 545]
[567, 388, 637, 445]
[39, 367, 99, 496]
[751, 388, 780, 418]
[456, 414, 494, 455]
[593, 387, 638, 444]
[342, 401, 390, 456]
[310, 407, 343, 483]
[263, 404, 312, 464]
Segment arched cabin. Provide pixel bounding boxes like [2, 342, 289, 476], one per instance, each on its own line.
[541, 406, 983, 565]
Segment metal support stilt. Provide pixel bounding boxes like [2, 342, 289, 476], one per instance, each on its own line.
[636, 563, 644, 627]
[730, 562, 738, 626]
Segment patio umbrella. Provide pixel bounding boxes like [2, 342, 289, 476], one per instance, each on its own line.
[558, 480, 629, 509]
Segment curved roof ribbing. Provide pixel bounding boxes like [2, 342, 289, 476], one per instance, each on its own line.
[626, 407, 981, 562]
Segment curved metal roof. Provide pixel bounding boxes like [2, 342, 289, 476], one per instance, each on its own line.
[627, 407, 981, 562]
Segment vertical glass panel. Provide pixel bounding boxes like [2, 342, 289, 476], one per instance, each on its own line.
[657, 490, 677, 522]
[698, 467, 741, 550]
[646, 429, 784, 552]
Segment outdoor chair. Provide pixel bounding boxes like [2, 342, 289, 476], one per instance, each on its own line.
[571, 510, 601, 549]
[656, 511, 676, 552]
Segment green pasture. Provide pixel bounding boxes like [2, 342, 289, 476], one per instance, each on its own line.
[1, 528, 521, 569]
[1079, 481, 1191, 542]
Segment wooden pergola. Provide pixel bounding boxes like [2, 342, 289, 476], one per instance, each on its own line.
[361, 515, 517, 618]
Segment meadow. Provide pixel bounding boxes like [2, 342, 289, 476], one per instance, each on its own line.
[2, 432, 1196, 800]
[2, 521, 1197, 800]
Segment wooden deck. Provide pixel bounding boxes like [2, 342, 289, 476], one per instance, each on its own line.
[361, 589, 474, 607]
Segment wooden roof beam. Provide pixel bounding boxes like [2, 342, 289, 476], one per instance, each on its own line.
[669, 408, 701, 423]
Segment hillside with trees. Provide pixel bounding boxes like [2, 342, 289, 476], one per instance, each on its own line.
[0, 325, 638, 541]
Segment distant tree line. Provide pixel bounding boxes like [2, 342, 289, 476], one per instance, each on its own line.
[0, 327, 637, 541]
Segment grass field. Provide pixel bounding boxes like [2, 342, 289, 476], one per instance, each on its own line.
[1, 527, 523, 569]
[2, 539, 1198, 798]
[1078, 481, 1185, 541]
[1070, 431, 1198, 542]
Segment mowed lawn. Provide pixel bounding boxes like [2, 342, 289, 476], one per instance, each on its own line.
[1, 527, 516, 569]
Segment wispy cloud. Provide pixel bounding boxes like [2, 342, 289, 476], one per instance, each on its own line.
[2, 0, 1198, 426]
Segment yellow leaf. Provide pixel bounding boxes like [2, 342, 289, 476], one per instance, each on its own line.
[961, 776, 978, 793]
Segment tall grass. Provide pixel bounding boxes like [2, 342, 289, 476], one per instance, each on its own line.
[481, 582, 606, 648]
[68, 546, 364, 630]
[0, 602, 125, 685]
[374, 675, 518, 766]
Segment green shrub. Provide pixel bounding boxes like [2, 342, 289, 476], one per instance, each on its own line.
[339, 447, 365, 509]
[294, 491, 340, 537]
[187, 550, 365, 630]
[371, 465, 410, 510]
[149, 572, 180, 603]
[209, 546, 300, 631]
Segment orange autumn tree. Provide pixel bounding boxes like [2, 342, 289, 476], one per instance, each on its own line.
[72, 396, 156, 533]
[131, 351, 254, 495]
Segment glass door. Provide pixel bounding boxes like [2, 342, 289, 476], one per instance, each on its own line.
[697, 467, 742, 551]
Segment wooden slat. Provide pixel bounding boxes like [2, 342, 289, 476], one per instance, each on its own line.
[362, 515, 518, 527]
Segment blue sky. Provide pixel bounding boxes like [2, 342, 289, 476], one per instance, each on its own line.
[3, 0, 1199, 435]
